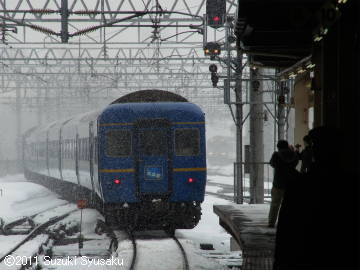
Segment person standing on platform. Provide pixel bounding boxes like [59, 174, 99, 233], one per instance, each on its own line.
[299, 135, 313, 173]
[274, 126, 357, 270]
[268, 140, 299, 228]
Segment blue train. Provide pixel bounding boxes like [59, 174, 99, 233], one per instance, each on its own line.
[23, 90, 206, 232]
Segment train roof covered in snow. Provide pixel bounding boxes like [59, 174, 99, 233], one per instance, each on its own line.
[111, 89, 188, 104]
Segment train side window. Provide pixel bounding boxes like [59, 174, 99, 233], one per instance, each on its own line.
[78, 139, 82, 160]
[66, 140, 69, 159]
[94, 136, 98, 164]
[85, 138, 88, 160]
[106, 130, 132, 157]
[71, 139, 74, 160]
[82, 138, 85, 160]
[31, 143, 35, 157]
[48, 141, 52, 158]
[61, 141, 63, 158]
[86, 138, 89, 161]
[62, 140, 65, 159]
[67, 140, 70, 159]
[83, 139, 86, 160]
[66, 140, 70, 159]
[175, 128, 200, 156]
[82, 139, 85, 160]
[72, 139, 75, 160]
[80, 138, 83, 160]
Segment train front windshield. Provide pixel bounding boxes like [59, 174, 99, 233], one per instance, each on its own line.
[139, 129, 168, 156]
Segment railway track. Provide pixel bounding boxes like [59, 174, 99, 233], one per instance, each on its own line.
[0, 203, 72, 235]
[0, 209, 77, 269]
[114, 230, 190, 270]
[170, 234, 190, 270]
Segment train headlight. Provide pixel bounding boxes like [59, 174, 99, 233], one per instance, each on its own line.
[113, 179, 121, 184]
[187, 177, 194, 183]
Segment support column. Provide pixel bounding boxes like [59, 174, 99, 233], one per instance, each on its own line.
[294, 73, 311, 146]
[277, 81, 286, 140]
[235, 52, 243, 204]
[45, 81, 51, 123]
[249, 67, 264, 204]
[37, 85, 42, 126]
[56, 86, 61, 121]
[15, 77, 22, 166]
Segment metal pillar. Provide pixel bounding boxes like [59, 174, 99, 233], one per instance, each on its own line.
[61, 0, 69, 43]
[37, 86, 42, 126]
[45, 81, 51, 123]
[249, 67, 264, 204]
[56, 85, 61, 121]
[235, 51, 243, 204]
[15, 76, 22, 165]
[277, 81, 286, 140]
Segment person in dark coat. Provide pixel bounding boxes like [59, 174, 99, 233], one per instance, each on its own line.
[298, 127, 357, 270]
[268, 140, 299, 227]
[274, 126, 358, 270]
[299, 135, 313, 173]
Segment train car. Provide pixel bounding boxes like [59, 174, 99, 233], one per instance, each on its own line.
[23, 90, 206, 232]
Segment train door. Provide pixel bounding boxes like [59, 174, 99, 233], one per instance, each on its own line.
[134, 119, 172, 199]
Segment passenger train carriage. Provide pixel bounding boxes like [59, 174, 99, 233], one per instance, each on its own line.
[23, 90, 206, 232]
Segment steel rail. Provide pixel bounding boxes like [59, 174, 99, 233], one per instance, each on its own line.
[0, 210, 77, 264]
[171, 235, 190, 270]
[127, 230, 137, 270]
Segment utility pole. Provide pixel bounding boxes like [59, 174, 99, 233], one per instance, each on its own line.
[223, 16, 243, 204]
[277, 81, 287, 140]
[61, 0, 69, 43]
[45, 81, 50, 123]
[56, 84, 61, 121]
[249, 66, 264, 204]
[15, 72, 22, 168]
[37, 84, 42, 126]
[234, 51, 243, 204]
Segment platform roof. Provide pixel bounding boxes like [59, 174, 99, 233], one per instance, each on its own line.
[234, 0, 328, 68]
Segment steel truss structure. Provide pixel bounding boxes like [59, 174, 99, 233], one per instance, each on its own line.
[0, 0, 238, 120]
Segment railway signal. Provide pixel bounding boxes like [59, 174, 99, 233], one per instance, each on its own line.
[209, 64, 219, 87]
[77, 199, 87, 255]
[77, 199, 87, 209]
[204, 42, 221, 60]
[206, 0, 226, 28]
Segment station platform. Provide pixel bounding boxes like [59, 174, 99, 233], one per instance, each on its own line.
[213, 204, 275, 270]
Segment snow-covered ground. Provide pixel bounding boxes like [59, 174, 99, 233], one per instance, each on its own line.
[0, 174, 234, 269]
[0, 174, 68, 223]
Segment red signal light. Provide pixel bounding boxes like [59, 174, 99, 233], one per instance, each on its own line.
[114, 179, 121, 184]
[77, 199, 87, 209]
[212, 16, 220, 22]
[187, 178, 194, 183]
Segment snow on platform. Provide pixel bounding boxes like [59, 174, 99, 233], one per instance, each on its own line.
[213, 204, 275, 270]
[177, 194, 232, 253]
